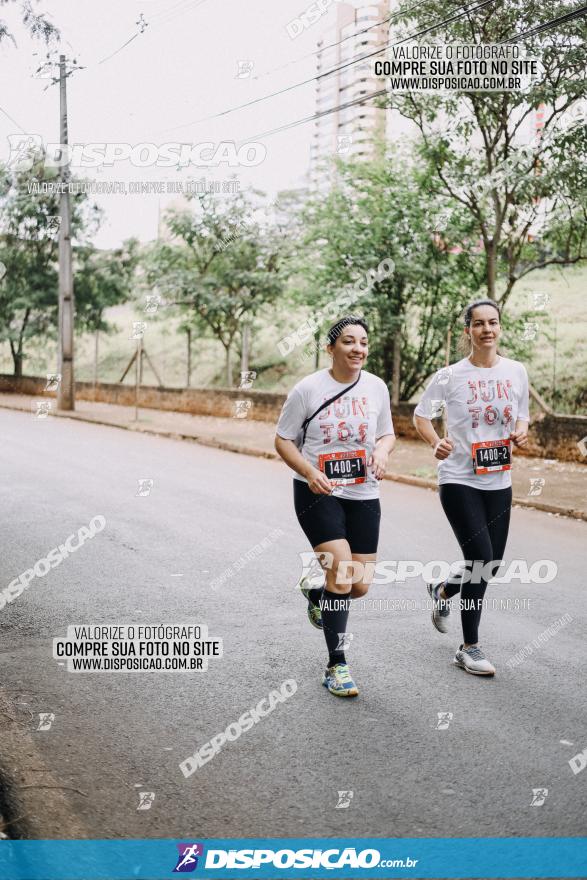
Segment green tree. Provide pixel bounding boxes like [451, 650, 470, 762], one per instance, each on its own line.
[74, 239, 140, 336]
[295, 150, 475, 399]
[145, 192, 284, 386]
[0, 160, 89, 375]
[385, 0, 587, 307]
[0, 158, 133, 375]
[0, 0, 59, 45]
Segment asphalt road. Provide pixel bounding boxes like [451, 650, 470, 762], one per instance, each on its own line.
[0, 408, 585, 840]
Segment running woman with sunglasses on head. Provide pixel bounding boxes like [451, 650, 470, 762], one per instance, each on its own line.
[275, 316, 395, 698]
[414, 299, 529, 676]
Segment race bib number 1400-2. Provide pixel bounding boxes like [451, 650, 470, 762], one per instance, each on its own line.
[472, 438, 511, 474]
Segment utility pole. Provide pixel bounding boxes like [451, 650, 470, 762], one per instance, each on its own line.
[57, 54, 75, 410]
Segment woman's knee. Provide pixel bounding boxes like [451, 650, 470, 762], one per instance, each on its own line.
[465, 557, 502, 586]
[324, 560, 354, 593]
[349, 581, 370, 599]
[326, 558, 368, 592]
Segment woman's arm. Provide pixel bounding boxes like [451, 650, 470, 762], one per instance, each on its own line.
[369, 433, 396, 479]
[274, 435, 333, 494]
[510, 419, 529, 448]
[413, 415, 454, 460]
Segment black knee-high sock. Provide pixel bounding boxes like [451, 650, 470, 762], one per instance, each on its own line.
[320, 588, 352, 667]
[308, 587, 323, 606]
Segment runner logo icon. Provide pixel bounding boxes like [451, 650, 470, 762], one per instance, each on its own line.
[173, 843, 204, 872]
[530, 788, 548, 806]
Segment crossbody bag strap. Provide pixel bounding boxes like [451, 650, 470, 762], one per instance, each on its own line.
[300, 371, 362, 448]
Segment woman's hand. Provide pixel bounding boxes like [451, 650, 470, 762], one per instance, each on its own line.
[433, 438, 454, 460]
[368, 448, 389, 480]
[510, 429, 528, 449]
[305, 466, 334, 495]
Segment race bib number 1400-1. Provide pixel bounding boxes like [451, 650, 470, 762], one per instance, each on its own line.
[318, 449, 367, 485]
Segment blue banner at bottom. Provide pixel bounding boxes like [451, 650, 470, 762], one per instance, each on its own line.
[0, 837, 584, 879]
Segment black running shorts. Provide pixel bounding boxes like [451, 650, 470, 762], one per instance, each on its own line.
[293, 479, 381, 554]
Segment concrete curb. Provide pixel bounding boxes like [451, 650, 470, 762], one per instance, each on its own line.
[2, 400, 586, 522]
[0, 693, 88, 839]
[379, 472, 587, 521]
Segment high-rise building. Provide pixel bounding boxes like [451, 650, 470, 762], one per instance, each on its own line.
[309, 1, 390, 188]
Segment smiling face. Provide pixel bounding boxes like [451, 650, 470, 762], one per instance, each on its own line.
[465, 304, 501, 354]
[327, 323, 368, 371]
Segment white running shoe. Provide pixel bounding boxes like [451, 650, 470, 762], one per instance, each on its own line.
[454, 644, 496, 676]
[427, 581, 450, 633]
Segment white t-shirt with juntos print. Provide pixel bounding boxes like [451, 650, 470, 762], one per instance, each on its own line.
[414, 356, 530, 490]
[276, 368, 394, 500]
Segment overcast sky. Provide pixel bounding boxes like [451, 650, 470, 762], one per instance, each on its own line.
[0, 0, 359, 248]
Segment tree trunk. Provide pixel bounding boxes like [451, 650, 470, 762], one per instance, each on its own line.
[381, 319, 394, 389]
[486, 241, 497, 299]
[12, 351, 23, 378]
[391, 328, 401, 406]
[240, 322, 250, 374]
[314, 328, 320, 371]
[225, 345, 232, 387]
[93, 329, 99, 399]
[186, 327, 192, 388]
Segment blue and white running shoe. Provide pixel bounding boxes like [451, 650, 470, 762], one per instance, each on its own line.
[322, 663, 359, 697]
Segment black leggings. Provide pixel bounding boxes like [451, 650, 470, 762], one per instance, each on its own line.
[439, 483, 512, 645]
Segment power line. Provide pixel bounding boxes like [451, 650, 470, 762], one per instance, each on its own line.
[96, 1, 207, 67]
[148, 0, 197, 21]
[30, 53, 85, 91]
[22, 2, 208, 98]
[500, 3, 587, 42]
[148, 0, 205, 24]
[0, 105, 27, 133]
[250, 0, 434, 84]
[246, 86, 388, 143]
[98, 33, 140, 65]
[141, 0, 207, 29]
[250, 0, 482, 84]
[159, 0, 498, 135]
[248, 15, 391, 84]
[240, 5, 587, 144]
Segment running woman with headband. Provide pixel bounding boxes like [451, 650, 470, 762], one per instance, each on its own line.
[275, 316, 395, 697]
[414, 299, 529, 676]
